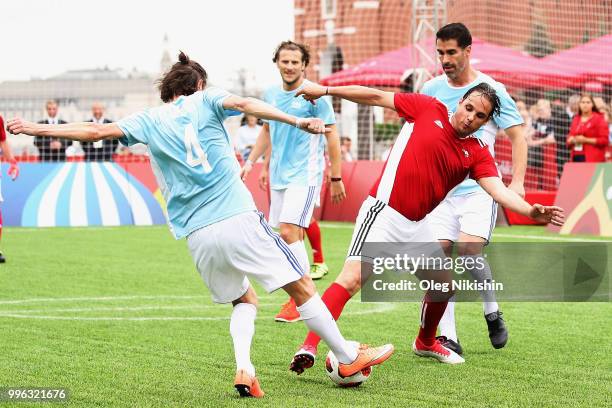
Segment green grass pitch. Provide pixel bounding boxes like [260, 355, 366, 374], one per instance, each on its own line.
[0, 224, 610, 407]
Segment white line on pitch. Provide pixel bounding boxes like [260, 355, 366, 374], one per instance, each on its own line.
[0, 295, 205, 305]
[0, 303, 396, 321]
[492, 233, 611, 242]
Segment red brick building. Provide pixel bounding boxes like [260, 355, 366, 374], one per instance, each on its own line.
[295, 0, 612, 82]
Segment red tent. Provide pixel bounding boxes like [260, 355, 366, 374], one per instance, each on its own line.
[542, 34, 612, 84]
[320, 37, 573, 89]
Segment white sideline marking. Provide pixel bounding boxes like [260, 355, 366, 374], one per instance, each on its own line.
[492, 233, 611, 242]
[0, 295, 396, 321]
[0, 295, 203, 305]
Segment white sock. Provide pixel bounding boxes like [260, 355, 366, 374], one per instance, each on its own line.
[296, 294, 357, 364]
[462, 255, 499, 315]
[230, 303, 257, 377]
[439, 295, 458, 342]
[288, 240, 310, 275]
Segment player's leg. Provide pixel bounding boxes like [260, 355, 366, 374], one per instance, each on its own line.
[457, 192, 507, 349]
[306, 216, 328, 279]
[408, 221, 464, 364]
[290, 196, 395, 374]
[186, 216, 264, 398]
[231, 287, 264, 398]
[241, 210, 393, 378]
[282, 275, 394, 378]
[427, 197, 462, 353]
[290, 260, 360, 374]
[272, 186, 320, 323]
[411, 263, 464, 364]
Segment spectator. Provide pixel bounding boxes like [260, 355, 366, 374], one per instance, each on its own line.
[340, 136, 353, 162]
[82, 102, 118, 161]
[527, 99, 555, 189]
[550, 97, 574, 178]
[0, 115, 19, 263]
[567, 93, 609, 163]
[234, 113, 261, 162]
[34, 100, 68, 161]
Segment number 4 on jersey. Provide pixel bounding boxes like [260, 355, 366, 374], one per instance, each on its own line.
[184, 124, 212, 172]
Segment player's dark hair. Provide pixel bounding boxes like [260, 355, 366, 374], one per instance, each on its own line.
[158, 51, 208, 103]
[436, 23, 472, 49]
[462, 83, 501, 119]
[272, 40, 311, 67]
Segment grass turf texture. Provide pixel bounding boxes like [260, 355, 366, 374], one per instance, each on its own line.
[0, 224, 610, 407]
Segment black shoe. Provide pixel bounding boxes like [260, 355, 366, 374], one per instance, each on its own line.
[485, 311, 508, 349]
[0, 252, 5, 263]
[435, 335, 463, 356]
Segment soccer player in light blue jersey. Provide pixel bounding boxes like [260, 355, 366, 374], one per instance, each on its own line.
[420, 23, 527, 356]
[7, 52, 394, 398]
[241, 41, 346, 323]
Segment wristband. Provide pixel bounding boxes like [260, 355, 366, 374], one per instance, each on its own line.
[245, 159, 253, 166]
[331, 177, 342, 182]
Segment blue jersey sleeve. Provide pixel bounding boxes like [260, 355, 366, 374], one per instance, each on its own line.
[117, 111, 151, 146]
[492, 83, 523, 130]
[203, 87, 232, 121]
[420, 80, 437, 97]
[313, 95, 336, 125]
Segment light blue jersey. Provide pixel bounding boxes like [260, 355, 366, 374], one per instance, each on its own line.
[117, 88, 255, 239]
[421, 72, 523, 196]
[264, 80, 336, 189]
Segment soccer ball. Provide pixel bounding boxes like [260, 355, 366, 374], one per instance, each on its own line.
[325, 341, 372, 387]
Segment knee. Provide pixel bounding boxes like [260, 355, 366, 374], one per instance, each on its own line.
[335, 267, 361, 296]
[232, 287, 259, 308]
[279, 224, 302, 243]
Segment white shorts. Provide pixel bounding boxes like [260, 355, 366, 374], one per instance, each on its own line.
[427, 190, 498, 243]
[346, 196, 442, 262]
[187, 211, 305, 304]
[269, 185, 321, 228]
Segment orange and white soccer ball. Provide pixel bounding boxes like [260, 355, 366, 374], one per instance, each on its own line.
[325, 341, 372, 387]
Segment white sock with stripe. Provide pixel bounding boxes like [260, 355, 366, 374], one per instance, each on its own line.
[230, 303, 257, 377]
[296, 294, 357, 364]
[438, 296, 458, 342]
[288, 240, 310, 275]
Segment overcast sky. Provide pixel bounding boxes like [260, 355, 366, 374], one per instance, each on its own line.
[0, 0, 294, 88]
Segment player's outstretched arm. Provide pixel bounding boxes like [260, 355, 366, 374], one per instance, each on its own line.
[241, 124, 271, 182]
[324, 125, 346, 203]
[7, 118, 124, 142]
[222, 95, 328, 135]
[296, 83, 396, 111]
[478, 177, 565, 226]
[504, 125, 527, 198]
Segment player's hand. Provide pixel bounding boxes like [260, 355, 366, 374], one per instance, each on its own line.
[296, 118, 330, 134]
[528, 204, 564, 226]
[6, 118, 29, 135]
[508, 180, 525, 198]
[240, 160, 253, 182]
[330, 180, 346, 204]
[574, 135, 586, 144]
[295, 83, 327, 104]
[7, 160, 19, 180]
[258, 167, 269, 191]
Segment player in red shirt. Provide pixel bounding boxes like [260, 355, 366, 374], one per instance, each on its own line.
[0, 115, 20, 263]
[288, 82, 564, 371]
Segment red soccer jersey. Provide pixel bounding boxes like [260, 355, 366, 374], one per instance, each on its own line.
[369, 93, 499, 221]
[0, 116, 6, 142]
